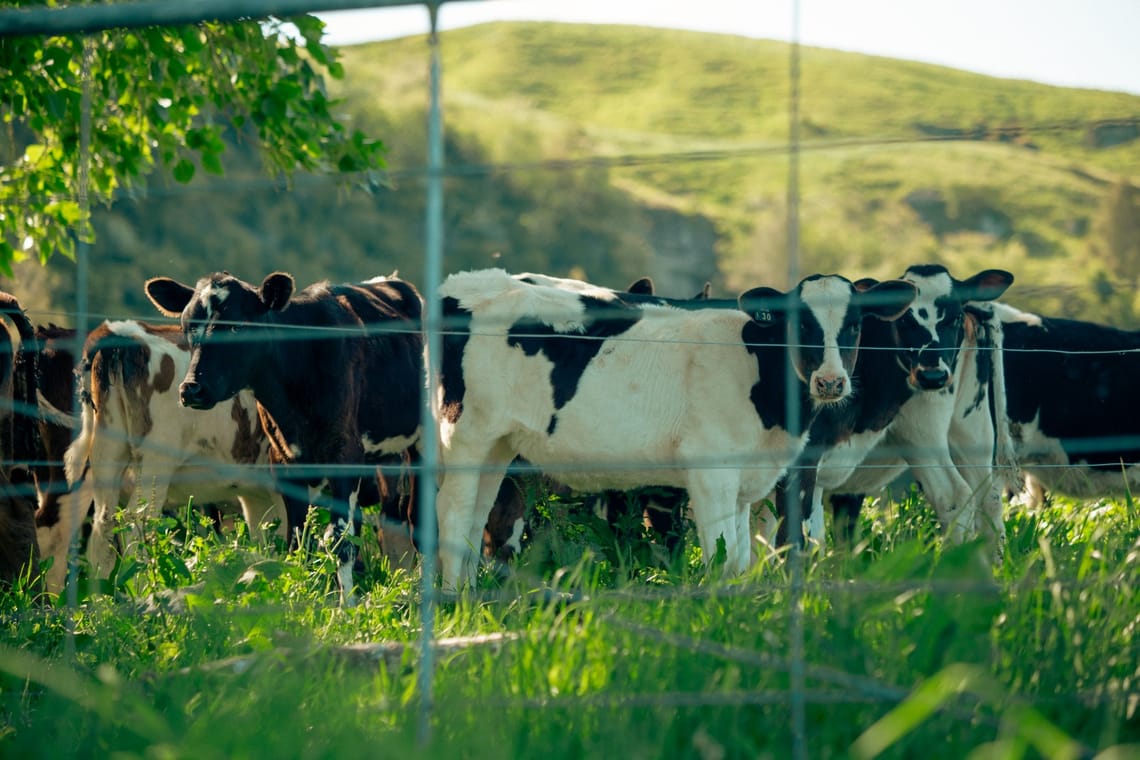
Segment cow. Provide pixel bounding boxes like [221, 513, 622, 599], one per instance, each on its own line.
[0, 292, 44, 588]
[775, 265, 1014, 558]
[989, 302, 1140, 503]
[0, 468, 38, 589]
[0, 292, 41, 478]
[481, 275, 708, 566]
[433, 268, 917, 589]
[30, 325, 80, 547]
[45, 320, 286, 593]
[144, 272, 424, 606]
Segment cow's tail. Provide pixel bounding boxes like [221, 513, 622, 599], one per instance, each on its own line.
[63, 358, 96, 487]
[987, 310, 1021, 493]
[0, 293, 43, 468]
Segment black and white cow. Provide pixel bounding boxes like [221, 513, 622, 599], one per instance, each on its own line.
[144, 272, 424, 606]
[991, 303, 1140, 502]
[786, 265, 1014, 555]
[433, 268, 916, 588]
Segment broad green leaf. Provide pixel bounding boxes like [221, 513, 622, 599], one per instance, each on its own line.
[173, 158, 196, 183]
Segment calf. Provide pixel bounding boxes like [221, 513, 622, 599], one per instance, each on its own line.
[991, 303, 1140, 502]
[144, 272, 424, 606]
[47, 320, 285, 593]
[788, 265, 1014, 554]
[434, 268, 916, 588]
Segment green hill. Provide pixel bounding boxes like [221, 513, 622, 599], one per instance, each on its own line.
[13, 22, 1140, 325]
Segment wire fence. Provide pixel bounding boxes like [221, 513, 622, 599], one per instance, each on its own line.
[1, 0, 1139, 756]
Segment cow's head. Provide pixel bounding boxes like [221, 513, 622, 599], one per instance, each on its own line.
[739, 274, 917, 406]
[886, 265, 1014, 391]
[145, 271, 296, 410]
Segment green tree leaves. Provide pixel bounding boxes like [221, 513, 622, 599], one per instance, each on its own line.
[0, 12, 386, 272]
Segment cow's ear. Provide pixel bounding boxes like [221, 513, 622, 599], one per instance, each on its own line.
[859, 279, 916, 321]
[626, 277, 655, 295]
[853, 277, 879, 293]
[259, 272, 295, 312]
[696, 282, 712, 300]
[738, 287, 786, 326]
[956, 269, 1014, 303]
[145, 277, 195, 318]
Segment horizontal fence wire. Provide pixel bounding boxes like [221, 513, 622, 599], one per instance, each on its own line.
[1, 2, 1137, 756]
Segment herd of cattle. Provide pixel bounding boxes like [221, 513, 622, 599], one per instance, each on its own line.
[0, 263, 1137, 603]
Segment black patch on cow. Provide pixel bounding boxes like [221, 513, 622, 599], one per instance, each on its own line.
[962, 306, 994, 417]
[1003, 316, 1140, 468]
[506, 294, 643, 434]
[742, 319, 812, 433]
[440, 296, 470, 424]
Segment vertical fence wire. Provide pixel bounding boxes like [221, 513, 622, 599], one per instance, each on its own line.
[784, 2, 807, 759]
[64, 33, 95, 662]
[416, 0, 444, 746]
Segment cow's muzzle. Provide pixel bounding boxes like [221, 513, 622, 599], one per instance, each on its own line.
[179, 380, 217, 410]
[812, 374, 848, 402]
[912, 367, 950, 391]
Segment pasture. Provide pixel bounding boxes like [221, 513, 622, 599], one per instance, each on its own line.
[2, 484, 1137, 758]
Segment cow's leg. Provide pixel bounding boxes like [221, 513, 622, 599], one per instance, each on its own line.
[828, 493, 865, 546]
[949, 410, 1005, 563]
[332, 482, 361, 608]
[805, 485, 826, 546]
[123, 467, 175, 559]
[437, 434, 510, 590]
[235, 492, 286, 544]
[687, 469, 745, 574]
[466, 445, 515, 576]
[37, 480, 91, 594]
[908, 448, 978, 545]
[86, 451, 131, 580]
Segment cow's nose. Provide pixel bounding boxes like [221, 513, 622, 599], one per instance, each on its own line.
[180, 380, 205, 408]
[812, 374, 847, 401]
[914, 367, 950, 390]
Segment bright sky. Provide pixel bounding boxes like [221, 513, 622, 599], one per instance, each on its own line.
[318, 0, 1140, 96]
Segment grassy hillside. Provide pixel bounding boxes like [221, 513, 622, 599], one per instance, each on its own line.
[337, 22, 1140, 320]
[11, 22, 1140, 325]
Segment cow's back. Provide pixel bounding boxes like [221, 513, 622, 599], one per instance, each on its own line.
[443, 272, 789, 497]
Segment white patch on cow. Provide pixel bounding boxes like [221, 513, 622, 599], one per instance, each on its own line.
[816, 429, 892, 492]
[362, 429, 420, 456]
[1012, 413, 1140, 498]
[199, 283, 230, 319]
[506, 517, 525, 554]
[901, 271, 953, 343]
[444, 268, 610, 334]
[512, 272, 619, 300]
[799, 276, 854, 396]
[990, 301, 1043, 327]
[362, 272, 398, 285]
[106, 320, 182, 386]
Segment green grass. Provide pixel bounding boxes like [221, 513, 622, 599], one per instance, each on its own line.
[2, 486, 1137, 758]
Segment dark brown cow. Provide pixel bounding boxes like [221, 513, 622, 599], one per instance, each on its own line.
[0, 467, 39, 589]
[145, 272, 424, 606]
[30, 324, 79, 539]
[0, 292, 40, 477]
[0, 292, 43, 588]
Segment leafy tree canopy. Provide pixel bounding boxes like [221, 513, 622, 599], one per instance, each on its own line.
[0, 10, 385, 275]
